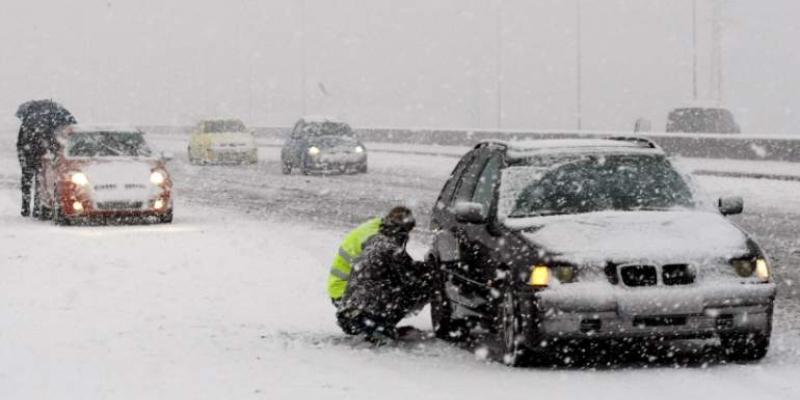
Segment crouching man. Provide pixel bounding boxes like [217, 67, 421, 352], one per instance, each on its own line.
[334, 207, 431, 344]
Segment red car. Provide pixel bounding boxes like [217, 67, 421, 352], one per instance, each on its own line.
[35, 125, 174, 225]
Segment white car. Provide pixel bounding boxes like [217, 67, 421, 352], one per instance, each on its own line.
[188, 119, 257, 165]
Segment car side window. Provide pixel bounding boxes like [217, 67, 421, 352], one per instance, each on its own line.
[471, 155, 502, 219]
[451, 150, 488, 207]
[435, 152, 474, 210]
[290, 122, 303, 139]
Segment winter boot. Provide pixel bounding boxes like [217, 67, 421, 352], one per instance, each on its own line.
[21, 199, 30, 217]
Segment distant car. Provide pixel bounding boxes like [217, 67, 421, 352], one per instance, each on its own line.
[666, 106, 741, 134]
[280, 117, 367, 174]
[188, 119, 257, 165]
[36, 125, 174, 225]
[428, 138, 775, 366]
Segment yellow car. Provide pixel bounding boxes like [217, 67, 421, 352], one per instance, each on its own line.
[188, 119, 258, 165]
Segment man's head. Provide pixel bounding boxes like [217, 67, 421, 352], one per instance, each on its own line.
[381, 206, 416, 240]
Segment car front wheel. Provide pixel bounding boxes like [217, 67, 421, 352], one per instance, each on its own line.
[429, 255, 469, 342]
[499, 284, 531, 367]
[158, 210, 174, 224]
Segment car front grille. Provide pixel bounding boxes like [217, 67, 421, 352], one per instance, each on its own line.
[610, 263, 695, 287]
[619, 265, 658, 287]
[96, 201, 143, 210]
[662, 264, 695, 285]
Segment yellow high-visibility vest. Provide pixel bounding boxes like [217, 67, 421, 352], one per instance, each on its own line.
[327, 217, 382, 300]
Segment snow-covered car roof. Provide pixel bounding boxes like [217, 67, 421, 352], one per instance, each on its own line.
[60, 124, 143, 135]
[671, 100, 732, 110]
[483, 138, 663, 160]
[299, 115, 346, 124]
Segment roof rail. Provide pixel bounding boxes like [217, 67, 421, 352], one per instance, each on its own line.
[607, 136, 660, 149]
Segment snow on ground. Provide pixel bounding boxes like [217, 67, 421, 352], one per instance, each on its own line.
[1, 132, 800, 399]
[2, 189, 800, 400]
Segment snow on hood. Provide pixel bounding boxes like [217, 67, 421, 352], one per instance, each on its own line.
[505, 210, 749, 265]
[84, 160, 153, 186]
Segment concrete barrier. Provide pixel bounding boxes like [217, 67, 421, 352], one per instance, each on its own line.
[142, 125, 800, 162]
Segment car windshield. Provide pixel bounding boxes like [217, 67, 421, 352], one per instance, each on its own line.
[302, 122, 353, 137]
[67, 131, 153, 158]
[203, 120, 246, 133]
[311, 135, 358, 148]
[500, 154, 695, 219]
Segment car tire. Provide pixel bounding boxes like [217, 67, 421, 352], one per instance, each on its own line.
[159, 210, 174, 224]
[300, 157, 310, 175]
[499, 283, 531, 367]
[429, 255, 469, 342]
[281, 161, 292, 175]
[358, 163, 368, 174]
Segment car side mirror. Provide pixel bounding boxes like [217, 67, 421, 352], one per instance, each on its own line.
[718, 196, 743, 216]
[161, 151, 174, 162]
[454, 201, 487, 224]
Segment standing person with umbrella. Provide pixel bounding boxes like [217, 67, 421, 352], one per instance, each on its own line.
[15, 100, 77, 217]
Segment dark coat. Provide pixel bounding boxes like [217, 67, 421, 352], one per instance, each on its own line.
[17, 121, 59, 167]
[339, 232, 430, 325]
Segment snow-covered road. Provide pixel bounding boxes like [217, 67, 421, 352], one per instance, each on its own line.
[1, 132, 799, 399]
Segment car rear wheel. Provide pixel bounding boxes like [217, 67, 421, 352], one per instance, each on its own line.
[429, 255, 469, 342]
[499, 284, 531, 367]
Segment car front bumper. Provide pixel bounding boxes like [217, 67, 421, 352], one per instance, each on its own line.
[207, 148, 257, 164]
[59, 193, 173, 219]
[520, 282, 776, 343]
[305, 153, 367, 173]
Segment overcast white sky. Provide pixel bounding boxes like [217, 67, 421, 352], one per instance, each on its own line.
[0, 0, 797, 133]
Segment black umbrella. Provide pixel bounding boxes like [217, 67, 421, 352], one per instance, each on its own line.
[15, 99, 77, 127]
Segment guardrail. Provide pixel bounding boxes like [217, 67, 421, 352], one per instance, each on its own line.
[143, 125, 800, 162]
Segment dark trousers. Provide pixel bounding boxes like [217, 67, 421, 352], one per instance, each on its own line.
[19, 162, 38, 216]
[335, 279, 432, 337]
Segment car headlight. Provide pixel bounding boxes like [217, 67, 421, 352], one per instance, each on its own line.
[308, 146, 321, 156]
[731, 257, 770, 282]
[527, 264, 576, 288]
[150, 170, 167, 185]
[528, 265, 551, 287]
[355, 145, 365, 154]
[70, 172, 89, 186]
[553, 265, 576, 283]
